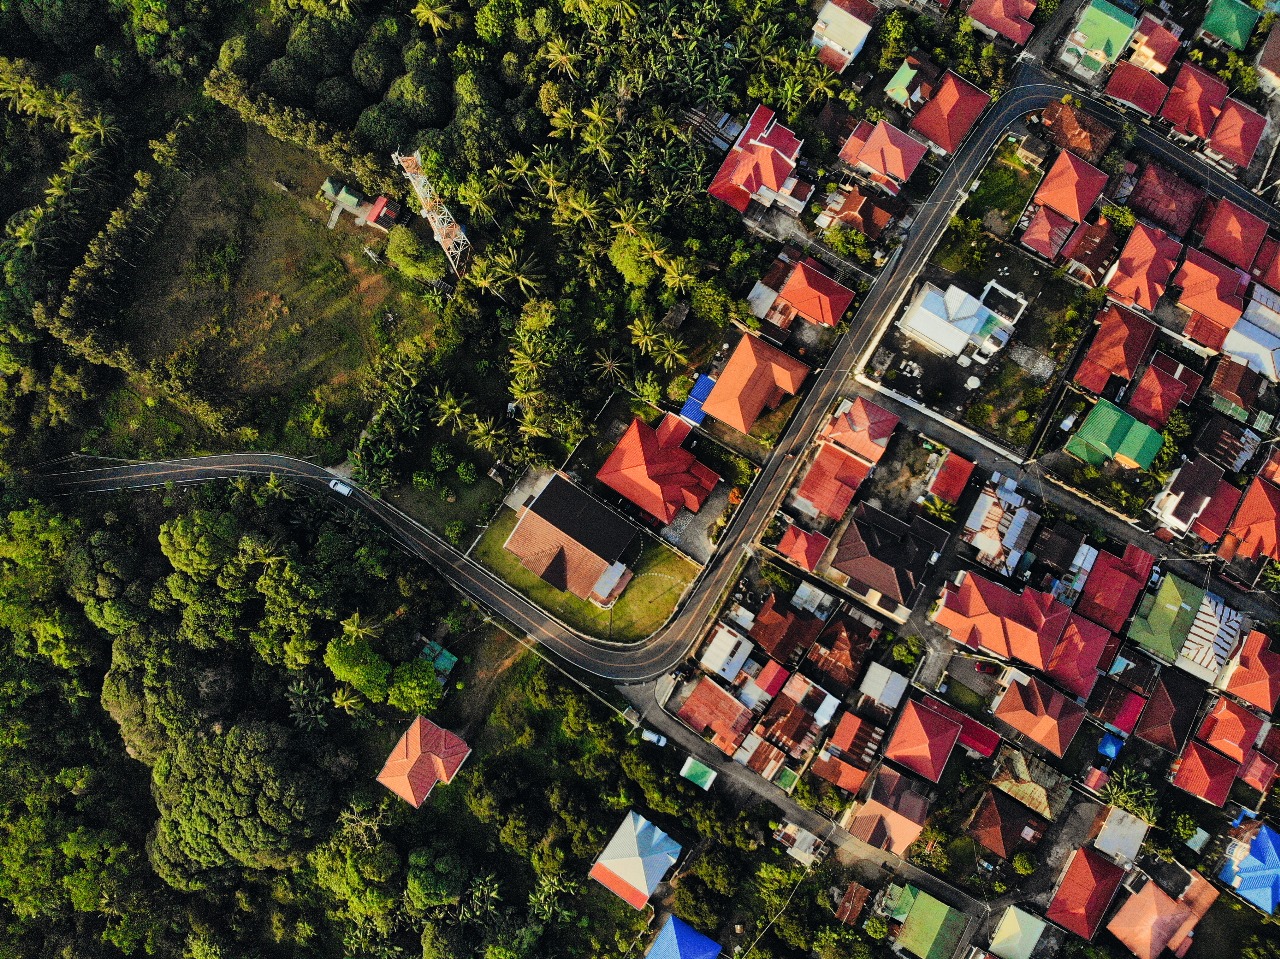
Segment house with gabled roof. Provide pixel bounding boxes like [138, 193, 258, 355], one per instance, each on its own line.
[1075, 543, 1156, 632]
[1105, 61, 1170, 114]
[1260, 22, 1280, 96]
[992, 744, 1072, 819]
[504, 472, 637, 605]
[377, 717, 471, 807]
[1220, 477, 1280, 563]
[1220, 629, 1280, 713]
[1128, 164, 1205, 238]
[966, 787, 1048, 859]
[1107, 871, 1219, 959]
[1161, 63, 1228, 140]
[1135, 667, 1204, 752]
[589, 811, 682, 910]
[1128, 572, 1206, 664]
[677, 677, 752, 754]
[1220, 821, 1280, 914]
[702, 334, 810, 434]
[994, 674, 1086, 758]
[847, 768, 930, 854]
[1176, 248, 1248, 351]
[776, 524, 830, 573]
[928, 451, 975, 505]
[802, 616, 874, 696]
[933, 571, 1069, 670]
[749, 593, 823, 664]
[1198, 0, 1260, 50]
[1253, 237, 1280, 294]
[814, 185, 900, 239]
[1087, 676, 1148, 735]
[1172, 739, 1239, 805]
[1046, 847, 1126, 939]
[1104, 225, 1182, 313]
[884, 699, 962, 782]
[811, 0, 878, 72]
[793, 443, 871, 521]
[821, 396, 899, 464]
[882, 884, 968, 959]
[967, 0, 1037, 45]
[1021, 206, 1076, 260]
[1207, 98, 1268, 171]
[842, 120, 929, 195]
[1046, 615, 1111, 699]
[1074, 304, 1155, 394]
[754, 257, 857, 330]
[1065, 400, 1163, 470]
[1059, 0, 1139, 81]
[708, 105, 811, 215]
[909, 71, 991, 154]
[1198, 197, 1268, 272]
[1129, 13, 1181, 74]
[1150, 456, 1226, 537]
[886, 54, 943, 111]
[1061, 218, 1119, 287]
[646, 915, 722, 959]
[597, 415, 719, 525]
[830, 504, 948, 623]
[1040, 100, 1116, 164]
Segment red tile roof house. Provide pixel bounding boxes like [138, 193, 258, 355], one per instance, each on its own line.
[847, 767, 931, 855]
[702, 334, 810, 435]
[1198, 694, 1264, 764]
[932, 571, 1070, 670]
[966, 787, 1049, 859]
[1040, 100, 1116, 164]
[909, 70, 992, 155]
[1197, 197, 1269, 271]
[776, 524, 830, 572]
[1104, 61, 1170, 115]
[840, 120, 929, 196]
[1253, 236, 1280, 294]
[993, 674, 1087, 758]
[803, 616, 875, 695]
[1127, 163, 1205, 237]
[928, 451, 976, 505]
[750, 592, 824, 663]
[792, 443, 872, 521]
[596, 415, 719, 525]
[1074, 542, 1156, 633]
[1034, 151, 1109, 223]
[1174, 248, 1248, 351]
[813, 185, 899, 240]
[1171, 739, 1239, 805]
[1074, 304, 1155, 394]
[1206, 97, 1269, 171]
[1046, 614, 1112, 699]
[1103, 224, 1183, 313]
[377, 717, 471, 807]
[764, 259, 857, 329]
[1220, 629, 1280, 714]
[883, 699, 963, 782]
[966, 0, 1037, 45]
[821, 396, 900, 464]
[1046, 847, 1126, 940]
[1060, 218, 1119, 287]
[1129, 12, 1182, 73]
[708, 105, 811, 215]
[1126, 361, 1191, 429]
[677, 676, 752, 754]
[1160, 62, 1228, 141]
[1021, 206, 1077, 260]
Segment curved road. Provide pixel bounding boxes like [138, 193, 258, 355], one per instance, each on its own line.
[39, 68, 1271, 682]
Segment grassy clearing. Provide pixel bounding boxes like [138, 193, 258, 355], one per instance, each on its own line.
[474, 507, 697, 642]
[112, 127, 440, 461]
[961, 142, 1042, 236]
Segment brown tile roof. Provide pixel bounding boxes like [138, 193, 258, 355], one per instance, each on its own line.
[834, 882, 872, 925]
[1074, 304, 1155, 393]
[504, 473, 636, 600]
[1060, 218, 1118, 280]
[847, 768, 930, 854]
[749, 593, 823, 663]
[1040, 100, 1116, 164]
[677, 677, 751, 754]
[756, 693, 818, 759]
[703, 334, 810, 434]
[377, 717, 471, 807]
[884, 699, 962, 782]
[1046, 847, 1125, 940]
[832, 504, 947, 607]
[995, 675, 1086, 758]
[968, 787, 1048, 859]
[822, 396, 900, 464]
[1134, 667, 1204, 752]
[597, 415, 719, 524]
[1129, 164, 1205, 238]
[801, 615, 874, 695]
[1211, 356, 1265, 412]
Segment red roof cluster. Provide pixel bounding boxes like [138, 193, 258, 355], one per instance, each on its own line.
[1127, 363, 1189, 429]
[1105, 61, 1170, 115]
[1074, 543, 1155, 633]
[750, 593, 823, 662]
[795, 443, 872, 520]
[1129, 164, 1205, 237]
[921, 695, 1002, 757]
[884, 699, 963, 782]
[821, 396, 899, 464]
[1105, 224, 1183, 312]
[1220, 477, 1280, 563]
[934, 572, 1069, 670]
[1176, 248, 1247, 350]
[597, 415, 719, 524]
[1074, 304, 1155, 393]
[1199, 197, 1268, 270]
[678, 677, 751, 754]
[1160, 62, 1228, 139]
[777, 525, 830, 572]
[1254, 237, 1280, 293]
[1046, 848, 1126, 940]
[1224, 630, 1280, 713]
[1210, 99, 1267, 170]
[708, 105, 802, 212]
[909, 71, 991, 154]
[703, 334, 810, 434]
[1034, 151, 1108, 223]
[966, 0, 1037, 44]
[1021, 206, 1076, 259]
[995, 675, 1086, 758]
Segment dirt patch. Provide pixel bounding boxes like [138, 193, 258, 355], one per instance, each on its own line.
[446, 625, 528, 735]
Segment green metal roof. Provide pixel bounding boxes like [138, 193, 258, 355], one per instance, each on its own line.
[1071, 0, 1139, 63]
[887, 885, 967, 959]
[679, 757, 717, 790]
[1064, 399, 1163, 470]
[1127, 573, 1205, 663]
[1200, 0, 1259, 50]
[989, 907, 1046, 959]
[886, 59, 918, 106]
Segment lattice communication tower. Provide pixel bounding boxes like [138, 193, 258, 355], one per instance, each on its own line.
[393, 150, 471, 276]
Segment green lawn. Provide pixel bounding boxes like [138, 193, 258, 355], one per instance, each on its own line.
[939, 679, 989, 717]
[961, 142, 1042, 236]
[474, 507, 698, 642]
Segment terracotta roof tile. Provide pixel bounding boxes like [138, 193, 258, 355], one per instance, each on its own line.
[1046, 847, 1125, 940]
[703, 334, 810, 434]
[708, 105, 801, 212]
[822, 396, 899, 463]
[1126, 364, 1188, 428]
[1198, 695, 1264, 763]
[1209, 98, 1267, 169]
[777, 525, 830, 572]
[1107, 875, 1218, 959]
[749, 593, 823, 662]
[1105, 225, 1182, 311]
[929, 452, 976, 504]
[1225, 477, 1280, 563]
[802, 617, 873, 695]
[1034, 151, 1109, 223]
[1046, 614, 1111, 698]
[1160, 62, 1228, 139]
[1172, 739, 1239, 806]
[795, 443, 872, 520]
[1041, 100, 1115, 163]
[967, 0, 1037, 44]
[1224, 630, 1280, 713]
[1176, 248, 1246, 336]
[778, 260, 856, 328]
[855, 120, 929, 182]
[884, 699, 963, 782]
[1021, 205, 1076, 258]
[847, 768, 930, 854]
[995, 675, 1086, 758]
[377, 717, 471, 807]
[1198, 197, 1268, 270]
[934, 572, 1069, 669]
[1192, 480, 1243, 546]
[1105, 61, 1169, 114]
[1074, 304, 1156, 392]
[677, 677, 751, 754]
[909, 71, 991, 154]
[1131, 13, 1181, 71]
[597, 415, 719, 524]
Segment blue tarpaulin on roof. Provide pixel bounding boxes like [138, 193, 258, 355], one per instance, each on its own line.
[1098, 733, 1123, 759]
[679, 375, 716, 425]
[647, 916, 722, 959]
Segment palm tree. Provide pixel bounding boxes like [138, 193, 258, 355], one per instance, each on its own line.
[431, 387, 472, 432]
[609, 199, 651, 236]
[534, 158, 567, 199]
[592, 349, 629, 387]
[341, 611, 380, 642]
[505, 152, 534, 192]
[468, 416, 506, 454]
[661, 255, 697, 294]
[549, 107, 582, 140]
[466, 257, 507, 302]
[651, 333, 687, 372]
[456, 178, 496, 223]
[629, 315, 660, 354]
[411, 0, 454, 35]
[493, 249, 542, 297]
[542, 37, 581, 78]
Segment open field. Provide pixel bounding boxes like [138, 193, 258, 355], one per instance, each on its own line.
[475, 507, 698, 642]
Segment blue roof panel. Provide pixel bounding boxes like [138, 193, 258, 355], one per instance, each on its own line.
[1221, 824, 1280, 914]
[680, 375, 716, 425]
[647, 916, 722, 959]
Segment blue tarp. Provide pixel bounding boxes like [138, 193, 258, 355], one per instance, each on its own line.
[679, 375, 716, 426]
[1098, 733, 1124, 759]
[647, 916, 722, 959]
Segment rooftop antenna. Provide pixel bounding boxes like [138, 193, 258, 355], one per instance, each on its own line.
[392, 150, 471, 276]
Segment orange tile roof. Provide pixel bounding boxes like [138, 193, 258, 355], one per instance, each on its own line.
[677, 677, 751, 754]
[1045, 614, 1111, 699]
[1105, 61, 1169, 115]
[821, 396, 899, 464]
[1034, 151, 1108, 223]
[934, 572, 1069, 669]
[1021, 205, 1076, 259]
[1172, 740, 1239, 806]
[1107, 874, 1219, 959]
[1224, 477, 1280, 563]
[884, 699, 962, 782]
[1106, 224, 1182, 312]
[597, 415, 718, 524]
[1198, 695, 1263, 763]
[1160, 62, 1228, 139]
[1176, 248, 1246, 335]
[1074, 543, 1155, 633]
[1041, 100, 1115, 164]
[967, 0, 1037, 43]
[777, 524, 830, 572]
[838, 120, 874, 165]
[1210, 98, 1267, 169]
[1046, 847, 1125, 940]
[1225, 630, 1280, 713]
[1074, 304, 1156, 393]
[811, 754, 869, 792]
[778, 260, 856, 327]
[995, 676, 1086, 758]
[847, 768, 930, 854]
[855, 120, 928, 182]
[1127, 364, 1188, 429]
[1198, 197, 1268, 271]
[377, 717, 471, 807]
[702, 334, 810, 434]
[909, 71, 990, 154]
[795, 443, 872, 520]
[708, 105, 801, 212]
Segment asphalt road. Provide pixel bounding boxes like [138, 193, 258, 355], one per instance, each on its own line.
[37, 69, 1267, 684]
